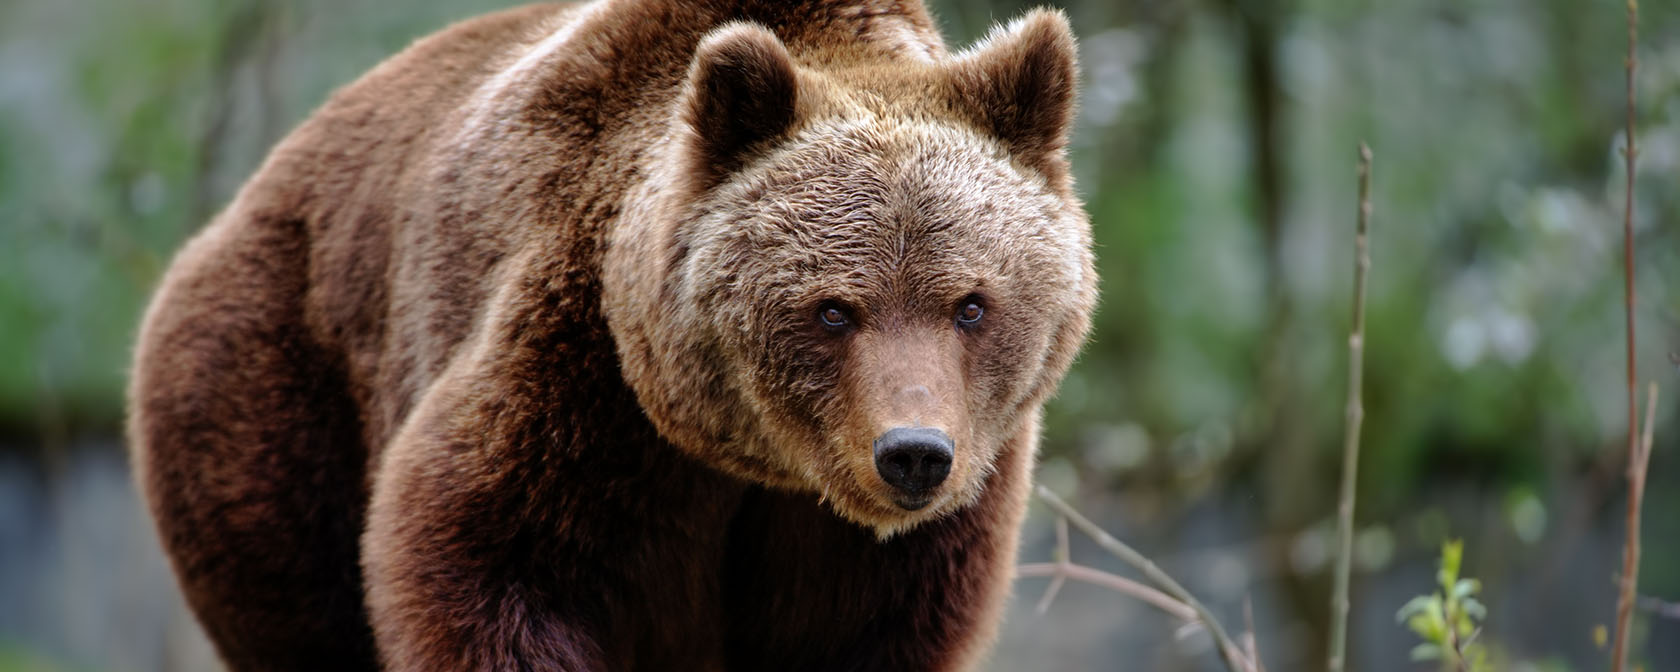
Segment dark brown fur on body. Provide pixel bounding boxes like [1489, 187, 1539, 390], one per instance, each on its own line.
[128, 1, 1095, 670]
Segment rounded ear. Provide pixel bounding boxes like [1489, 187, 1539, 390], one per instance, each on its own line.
[946, 9, 1078, 188]
[680, 23, 800, 190]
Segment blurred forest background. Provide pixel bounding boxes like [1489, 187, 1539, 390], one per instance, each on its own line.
[2, 0, 1678, 670]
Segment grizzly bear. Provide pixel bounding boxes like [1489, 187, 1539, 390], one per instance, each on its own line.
[127, 0, 1096, 670]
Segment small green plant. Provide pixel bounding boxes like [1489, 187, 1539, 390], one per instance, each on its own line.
[1397, 540, 1490, 672]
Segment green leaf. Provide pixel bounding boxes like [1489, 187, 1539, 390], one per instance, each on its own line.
[1410, 643, 1443, 661]
[1396, 595, 1437, 623]
[1411, 608, 1447, 642]
[1438, 540, 1463, 591]
[1461, 596, 1487, 620]
[1454, 612, 1476, 638]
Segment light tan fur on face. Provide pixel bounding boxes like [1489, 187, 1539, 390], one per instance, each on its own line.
[605, 10, 1094, 537]
[829, 324, 978, 537]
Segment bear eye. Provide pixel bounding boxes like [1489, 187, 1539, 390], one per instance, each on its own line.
[818, 303, 851, 330]
[956, 298, 985, 327]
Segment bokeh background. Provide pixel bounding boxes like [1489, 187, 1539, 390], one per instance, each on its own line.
[3, 0, 1679, 669]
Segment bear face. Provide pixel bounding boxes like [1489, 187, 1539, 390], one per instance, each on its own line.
[685, 121, 1089, 534]
[605, 11, 1094, 537]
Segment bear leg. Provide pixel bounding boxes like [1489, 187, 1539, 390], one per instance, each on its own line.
[130, 216, 377, 671]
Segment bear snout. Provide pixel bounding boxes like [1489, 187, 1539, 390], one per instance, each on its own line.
[871, 426, 954, 508]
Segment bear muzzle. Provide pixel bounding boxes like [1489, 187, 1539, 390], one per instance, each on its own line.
[871, 426, 954, 509]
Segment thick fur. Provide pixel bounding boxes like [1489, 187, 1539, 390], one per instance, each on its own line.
[127, 1, 1095, 670]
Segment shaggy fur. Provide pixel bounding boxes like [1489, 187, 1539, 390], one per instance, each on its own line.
[127, 1, 1095, 670]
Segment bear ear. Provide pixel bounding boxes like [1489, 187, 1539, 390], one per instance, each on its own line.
[679, 23, 800, 190]
[946, 9, 1078, 186]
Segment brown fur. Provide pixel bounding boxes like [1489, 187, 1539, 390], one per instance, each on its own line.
[127, 1, 1095, 670]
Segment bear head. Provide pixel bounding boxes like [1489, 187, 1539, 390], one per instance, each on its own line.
[605, 9, 1095, 537]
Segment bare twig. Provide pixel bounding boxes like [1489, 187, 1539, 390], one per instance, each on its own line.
[1637, 594, 1680, 620]
[1329, 143, 1373, 672]
[1244, 595, 1267, 672]
[1611, 1, 1642, 669]
[1613, 382, 1657, 669]
[1021, 514, 1261, 670]
[1034, 486, 1252, 672]
[1018, 562, 1196, 622]
[1641, 384, 1658, 463]
[1033, 516, 1071, 614]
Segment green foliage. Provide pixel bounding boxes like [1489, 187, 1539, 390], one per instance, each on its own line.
[1397, 540, 1491, 672]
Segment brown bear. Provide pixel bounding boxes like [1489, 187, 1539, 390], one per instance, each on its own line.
[127, 1, 1096, 670]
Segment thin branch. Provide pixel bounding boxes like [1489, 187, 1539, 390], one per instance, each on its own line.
[1022, 513, 1260, 671]
[1611, 0, 1642, 668]
[1637, 594, 1680, 620]
[1034, 485, 1251, 672]
[1018, 563, 1197, 622]
[1442, 588, 1466, 672]
[1033, 516, 1071, 614]
[1329, 143, 1373, 672]
[1613, 382, 1657, 669]
[1640, 383, 1658, 463]
[1244, 595, 1267, 672]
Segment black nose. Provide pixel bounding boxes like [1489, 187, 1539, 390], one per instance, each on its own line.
[873, 427, 953, 500]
